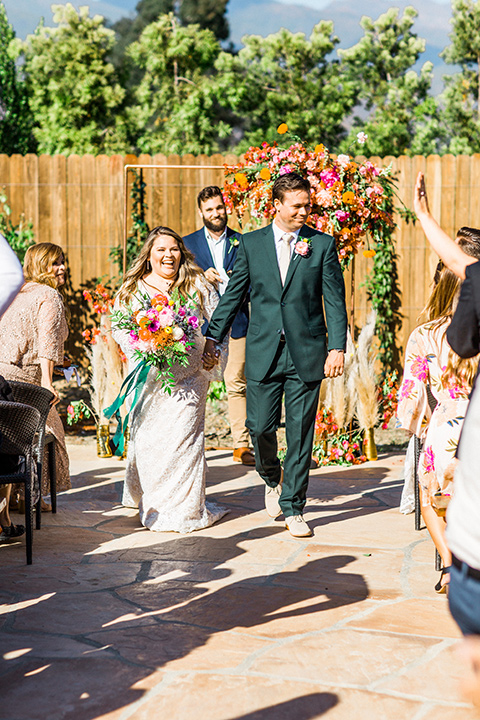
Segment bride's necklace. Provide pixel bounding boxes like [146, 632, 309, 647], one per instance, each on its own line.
[143, 274, 175, 295]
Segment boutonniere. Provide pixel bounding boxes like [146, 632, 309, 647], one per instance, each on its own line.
[294, 237, 312, 258]
[227, 235, 239, 254]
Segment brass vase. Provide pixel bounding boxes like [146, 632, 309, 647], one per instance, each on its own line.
[363, 427, 377, 461]
[121, 425, 130, 460]
[96, 424, 112, 458]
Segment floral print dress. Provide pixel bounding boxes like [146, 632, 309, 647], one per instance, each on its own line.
[396, 320, 472, 507]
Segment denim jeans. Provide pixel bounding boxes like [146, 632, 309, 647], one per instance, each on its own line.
[449, 559, 480, 635]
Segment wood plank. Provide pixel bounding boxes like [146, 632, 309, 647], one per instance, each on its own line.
[81, 154, 97, 285]
[38, 155, 52, 244]
[440, 154, 456, 241]
[23, 154, 39, 241]
[136, 153, 152, 234]
[455, 154, 471, 232]
[470, 154, 480, 231]
[166, 154, 181, 234]
[180, 153, 198, 236]
[425, 154, 443, 290]
[51, 155, 67, 250]
[65, 154, 83, 291]
[9, 154, 24, 228]
[108, 154, 125, 278]
[94, 155, 111, 281]
[152, 153, 167, 230]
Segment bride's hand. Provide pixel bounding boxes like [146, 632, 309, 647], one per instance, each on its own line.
[414, 171, 431, 218]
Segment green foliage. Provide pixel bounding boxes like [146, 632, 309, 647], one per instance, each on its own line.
[0, 189, 35, 262]
[17, 3, 126, 154]
[362, 176, 411, 376]
[206, 380, 226, 406]
[440, 0, 480, 153]
[110, 170, 150, 277]
[215, 22, 356, 151]
[339, 7, 440, 157]
[127, 13, 230, 154]
[0, 1, 35, 154]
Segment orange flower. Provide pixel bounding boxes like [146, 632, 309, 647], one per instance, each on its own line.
[153, 293, 168, 307]
[139, 317, 150, 329]
[235, 172, 248, 189]
[259, 167, 271, 181]
[315, 144, 325, 155]
[138, 327, 151, 341]
[342, 191, 355, 204]
[277, 123, 288, 135]
[363, 249, 376, 258]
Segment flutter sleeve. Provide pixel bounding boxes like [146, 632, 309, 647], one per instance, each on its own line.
[396, 325, 431, 438]
[37, 288, 67, 363]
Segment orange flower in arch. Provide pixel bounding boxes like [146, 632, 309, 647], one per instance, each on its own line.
[363, 249, 376, 258]
[235, 172, 248, 189]
[342, 191, 355, 204]
[259, 167, 271, 181]
[277, 123, 288, 135]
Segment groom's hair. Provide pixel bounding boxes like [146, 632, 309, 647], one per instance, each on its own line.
[197, 185, 224, 209]
[272, 173, 310, 203]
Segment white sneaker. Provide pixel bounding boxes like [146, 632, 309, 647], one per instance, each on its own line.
[285, 514, 312, 537]
[265, 471, 283, 518]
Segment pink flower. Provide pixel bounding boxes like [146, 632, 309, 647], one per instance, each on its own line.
[357, 131, 368, 144]
[279, 165, 293, 175]
[337, 154, 350, 168]
[317, 189, 333, 205]
[399, 378, 414, 400]
[320, 168, 339, 188]
[188, 315, 199, 329]
[158, 307, 175, 327]
[67, 405, 74, 417]
[335, 210, 350, 222]
[410, 356, 429, 382]
[423, 445, 435, 474]
[295, 241, 310, 257]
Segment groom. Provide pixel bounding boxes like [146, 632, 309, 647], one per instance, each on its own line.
[204, 172, 347, 537]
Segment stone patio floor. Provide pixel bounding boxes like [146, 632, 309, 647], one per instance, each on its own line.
[1, 440, 478, 720]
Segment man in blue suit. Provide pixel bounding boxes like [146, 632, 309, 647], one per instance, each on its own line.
[183, 186, 254, 466]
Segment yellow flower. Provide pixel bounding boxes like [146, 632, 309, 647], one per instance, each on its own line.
[363, 249, 376, 258]
[277, 123, 288, 135]
[169, 300, 174, 306]
[235, 172, 248, 189]
[164, 326, 173, 334]
[259, 167, 271, 181]
[315, 144, 325, 155]
[342, 191, 355, 204]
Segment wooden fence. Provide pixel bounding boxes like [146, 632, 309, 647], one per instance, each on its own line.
[2, 151, 479, 358]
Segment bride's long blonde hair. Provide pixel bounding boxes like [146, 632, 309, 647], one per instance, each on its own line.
[420, 228, 480, 389]
[117, 226, 205, 308]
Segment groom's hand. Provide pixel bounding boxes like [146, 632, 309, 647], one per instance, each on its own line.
[324, 349, 344, 378]
[202, 338, 220, 370]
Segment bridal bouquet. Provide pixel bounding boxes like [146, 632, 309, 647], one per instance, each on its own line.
[109, 288, 201, 392]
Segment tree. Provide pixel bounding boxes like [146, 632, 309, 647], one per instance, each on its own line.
[17, 4, 126, 155]
[440, 0, 480, 153]
[127, 13, 230, 154]
[0, 1, 35, 154]
[338, 7, 440, 156]
[214, 22, 356, 151]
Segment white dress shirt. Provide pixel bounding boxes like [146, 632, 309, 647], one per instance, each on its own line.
[204, 227, 230, 295]
[0, 233, 23, 317]
[272, 221, 300, 269]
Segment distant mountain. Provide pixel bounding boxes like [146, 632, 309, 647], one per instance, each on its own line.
[3, 0, 453, 83]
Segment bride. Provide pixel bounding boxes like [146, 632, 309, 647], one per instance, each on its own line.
[112, 226, 228, 533]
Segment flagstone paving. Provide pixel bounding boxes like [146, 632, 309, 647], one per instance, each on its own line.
[0, 440, 478, 719]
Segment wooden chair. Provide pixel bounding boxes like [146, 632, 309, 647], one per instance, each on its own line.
[0, 401, 41, 564]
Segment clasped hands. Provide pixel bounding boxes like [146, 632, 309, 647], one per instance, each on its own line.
[202, 338, 220, 371]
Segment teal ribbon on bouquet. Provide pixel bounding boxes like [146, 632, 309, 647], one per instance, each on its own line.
[103, 359, 150, 457]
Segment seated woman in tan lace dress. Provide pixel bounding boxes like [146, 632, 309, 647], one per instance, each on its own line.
[0, 242, 71, 512]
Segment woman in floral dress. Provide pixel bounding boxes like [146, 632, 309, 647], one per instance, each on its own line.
[397, 229, 480, 592]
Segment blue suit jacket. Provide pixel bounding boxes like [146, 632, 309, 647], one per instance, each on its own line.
[183, 226, 249, 339]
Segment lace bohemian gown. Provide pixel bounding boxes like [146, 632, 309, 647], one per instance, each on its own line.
[112, 277, 228, 533]
[0, 281, 70, 494]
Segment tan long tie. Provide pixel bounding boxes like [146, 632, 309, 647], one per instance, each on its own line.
[279, 233, 294, 285]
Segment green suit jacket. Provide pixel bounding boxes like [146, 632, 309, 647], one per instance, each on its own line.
[207, 223, 348, 383]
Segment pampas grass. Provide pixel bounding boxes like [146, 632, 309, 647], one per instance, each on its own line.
[350, 311, 379, 431]
[321, 331, 356, 429]
[88, 315, 126, 424]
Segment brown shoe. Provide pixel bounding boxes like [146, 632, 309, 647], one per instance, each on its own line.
[233, 447, 256, 466]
